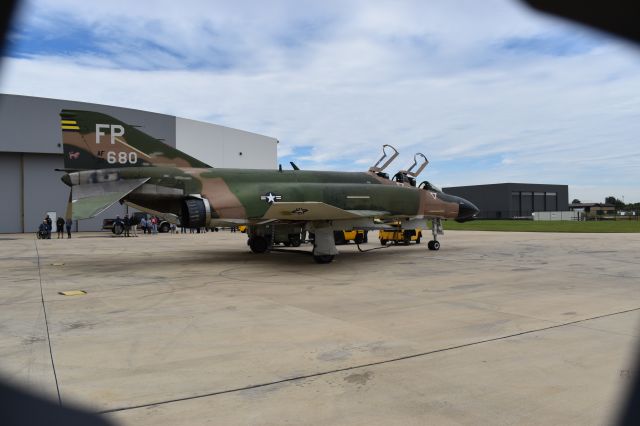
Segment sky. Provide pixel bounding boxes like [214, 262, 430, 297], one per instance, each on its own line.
[2, 0, 640, 202]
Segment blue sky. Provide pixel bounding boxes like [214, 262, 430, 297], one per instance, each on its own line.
[2, 0, 640, 202]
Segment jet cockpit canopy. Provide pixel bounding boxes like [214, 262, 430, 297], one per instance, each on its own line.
[368, 144, 399, 179]
[393, 153, 429, 187]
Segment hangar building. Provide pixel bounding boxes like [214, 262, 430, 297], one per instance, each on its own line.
[443, 183, 569, 219]
[0, 94, 278, 233]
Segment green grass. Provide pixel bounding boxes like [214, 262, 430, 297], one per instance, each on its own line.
[444, 220, 640, 233]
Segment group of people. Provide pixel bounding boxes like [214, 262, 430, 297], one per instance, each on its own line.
[38, 215, 72, 239]
[37, 213, 231, 239]
[114, 214, 167, 236]
[139, 215, 162, 235]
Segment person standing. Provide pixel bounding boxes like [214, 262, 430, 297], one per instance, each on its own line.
[56, 217, 65, 239]
[151, 216, 158, 235]
[139, 217, 147, 234]
[65, 218, 73, 239]
[45, 215, 52, 239]
[123, 214, 131, 237]
[131, 215, 138, 237]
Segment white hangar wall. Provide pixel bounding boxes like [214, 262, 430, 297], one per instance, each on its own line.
[0, 94, 278, 233]
[175, 117, 277, 170]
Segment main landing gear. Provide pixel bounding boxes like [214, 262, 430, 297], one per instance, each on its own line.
[313, 254, 335, 264]
[428, 218, 443, 251]
[248, 235, 270, 253]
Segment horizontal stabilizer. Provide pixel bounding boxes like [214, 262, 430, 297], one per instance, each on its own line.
[263, 202, 386, 221]
[71, 178, 149, 220]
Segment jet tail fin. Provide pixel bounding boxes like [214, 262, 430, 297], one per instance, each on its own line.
[60, 110, 210, 170]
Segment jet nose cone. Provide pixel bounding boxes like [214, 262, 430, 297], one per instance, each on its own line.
[456, 199, 479, 222]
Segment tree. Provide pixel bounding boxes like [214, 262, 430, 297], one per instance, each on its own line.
[605, 196, 625, 209]
[571, 199, 581, 204]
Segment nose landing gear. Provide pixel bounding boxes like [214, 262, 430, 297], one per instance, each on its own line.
[428, 218, 443, 251]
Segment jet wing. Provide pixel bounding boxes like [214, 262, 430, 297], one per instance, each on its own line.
[263, 202, 388, 221]
[71, 178, 150, 220]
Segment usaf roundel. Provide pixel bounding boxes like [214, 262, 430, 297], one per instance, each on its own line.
[260, 192, 282, 204]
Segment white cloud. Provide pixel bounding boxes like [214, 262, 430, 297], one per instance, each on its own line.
[2, 0, 640, 202]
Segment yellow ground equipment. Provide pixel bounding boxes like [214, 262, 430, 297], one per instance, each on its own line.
[379, 226, 422, 245]
[334, 230, 368, 245]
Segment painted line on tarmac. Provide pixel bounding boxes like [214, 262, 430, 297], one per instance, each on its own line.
[99, 306, 640, 414]
[34, 239, 63, 406]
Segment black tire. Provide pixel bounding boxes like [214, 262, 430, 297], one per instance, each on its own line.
[249, 236, 269, 253]
[113, 223, 124, 235]
[334, 231, 345, 245]
[403, 232, 411, 245]
[380, 239, 387, 246]
[283, 241, 291, 247]
[428, 240, 440, 251]
[159, 223, 170, 233]
[354, 234, 364, 244]
[289, 235, 302, 247]
[313, 254, 334, 264]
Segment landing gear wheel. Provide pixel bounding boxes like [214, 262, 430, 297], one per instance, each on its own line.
[249, 236, 269, 253]
[313, 254, 335, 264]
[427, 240, 440, 251]
[380, 239, 387, 246]
[289, 236, 301, 247]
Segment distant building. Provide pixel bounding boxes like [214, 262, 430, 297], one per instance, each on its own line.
[568, 203, 616, 217]
[0, 94, 278, 233]
[443, 183, 569, 219]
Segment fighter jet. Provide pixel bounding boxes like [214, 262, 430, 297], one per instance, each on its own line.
[59, 110, 479, 263]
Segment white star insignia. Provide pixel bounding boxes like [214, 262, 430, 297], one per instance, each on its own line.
[260, 192, 282, 204]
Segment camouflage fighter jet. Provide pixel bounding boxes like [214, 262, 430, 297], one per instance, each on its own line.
[59, 110, 479, 263]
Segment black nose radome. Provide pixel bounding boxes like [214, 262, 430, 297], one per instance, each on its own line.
[456, 199, 479, 222]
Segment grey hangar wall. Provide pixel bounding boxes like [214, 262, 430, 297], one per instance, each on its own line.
[443, 183, 569, 219]
[0, 94, 278, 233]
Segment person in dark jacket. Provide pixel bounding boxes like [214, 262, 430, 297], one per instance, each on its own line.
[45, 215, 52, 239]
[38, 220, 49, 239]
[65, 218, 73, 238]
[56, 217, 65, 239]
[123, 215, 131, 237]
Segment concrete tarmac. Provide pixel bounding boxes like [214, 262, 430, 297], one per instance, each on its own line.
[0, 230, 639, 425]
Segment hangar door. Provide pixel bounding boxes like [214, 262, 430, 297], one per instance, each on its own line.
[0, 153, 22, 233]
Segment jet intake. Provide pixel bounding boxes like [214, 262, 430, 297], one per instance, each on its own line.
[181, 197, 212, 228]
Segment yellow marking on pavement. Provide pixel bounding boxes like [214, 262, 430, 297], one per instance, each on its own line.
[59, 290, 87, 296]
[61, 125, 80, 130]
[61, 120, 77, 125]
